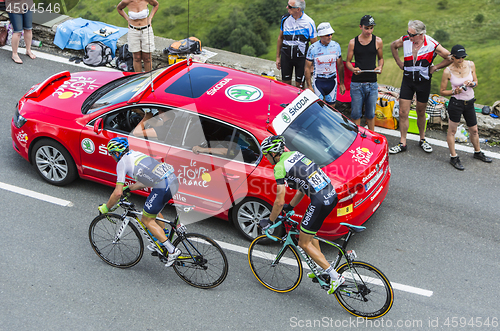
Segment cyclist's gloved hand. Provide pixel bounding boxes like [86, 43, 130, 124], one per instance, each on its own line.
[98, 204, 109, 214]
[259, 218, 272, 231]
[283, 204, 294, 213]
[122, 186, 131, 199]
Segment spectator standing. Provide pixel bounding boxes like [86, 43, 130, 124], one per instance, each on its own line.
[305, 22, 345, 106]
[276, 0, 317, 87]
[346, 15, 384, 131]
[439, 45, 492, 170]
[5, 0, 36, 64]
[117, 0, 159, 72]
[389, 20, 452, 154]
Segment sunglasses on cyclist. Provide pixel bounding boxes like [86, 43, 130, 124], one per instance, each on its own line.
[407, 31, 421, 38]
[287, 4, 298, 9]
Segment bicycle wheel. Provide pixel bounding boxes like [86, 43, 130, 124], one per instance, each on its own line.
[335, 261, 394, 319]
[248, 235, 302, 293]
[89, 214, 144, 268]
[172, 233, 228, 289]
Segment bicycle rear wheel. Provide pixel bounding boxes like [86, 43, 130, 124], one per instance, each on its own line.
[335, 261, 394, 319]
[89, 214, 144, 268]
[172, 233, 228, 289]
[248, 235, 302, 293]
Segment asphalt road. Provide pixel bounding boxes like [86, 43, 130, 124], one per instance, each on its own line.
[1, 47, 500, 331]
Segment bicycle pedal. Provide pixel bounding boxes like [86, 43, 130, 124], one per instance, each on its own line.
[312, 274, 330, 283]
[151, 251, 159, 257]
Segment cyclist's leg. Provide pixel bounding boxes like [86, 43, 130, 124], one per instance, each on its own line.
[298, 193, 342, 289]
[143, 178, 177, 250]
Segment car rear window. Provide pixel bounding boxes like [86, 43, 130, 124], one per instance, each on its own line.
[164, 67, 229, 98]
[282, 102, 357, 167]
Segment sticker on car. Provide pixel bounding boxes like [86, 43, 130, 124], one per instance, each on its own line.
[225, 85, 263, 102]
[81, 138, 95, 154]
[272, 89, 318, 134]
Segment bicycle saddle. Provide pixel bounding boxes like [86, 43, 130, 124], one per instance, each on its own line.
[339, 223, 366, 233]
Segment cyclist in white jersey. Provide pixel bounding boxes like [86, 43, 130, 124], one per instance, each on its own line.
[98, 137, 181, 267]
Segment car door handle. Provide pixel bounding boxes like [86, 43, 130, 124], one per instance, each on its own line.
[223, 173, 240, 181]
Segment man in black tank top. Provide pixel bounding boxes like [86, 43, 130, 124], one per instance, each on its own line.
[346, 15, 384, 131]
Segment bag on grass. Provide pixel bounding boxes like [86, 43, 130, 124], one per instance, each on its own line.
[83, 41, 112, 67]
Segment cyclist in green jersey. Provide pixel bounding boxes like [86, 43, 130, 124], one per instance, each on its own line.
[259, 135, 345, 294]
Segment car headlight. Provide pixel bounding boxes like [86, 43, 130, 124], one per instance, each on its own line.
[14, 106, 27, 128]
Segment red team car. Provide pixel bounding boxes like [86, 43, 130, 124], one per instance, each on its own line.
[11, 60, 391, 240]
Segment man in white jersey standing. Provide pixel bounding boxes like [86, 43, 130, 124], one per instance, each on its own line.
[276, 0, 317, 88]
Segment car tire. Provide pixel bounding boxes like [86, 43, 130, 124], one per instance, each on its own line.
[232, 197, 284, 241]
[31, 139, 78, 186]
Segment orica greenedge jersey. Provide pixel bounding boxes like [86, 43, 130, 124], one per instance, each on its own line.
[274, 151, 333, 197]
[116, 150, 175, 187]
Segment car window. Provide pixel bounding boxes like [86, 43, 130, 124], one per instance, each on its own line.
[85, 69, 163, 114]
[179, 115, 260, 164]
[282, 101, 357, 167]
[103, 106, 182, 145]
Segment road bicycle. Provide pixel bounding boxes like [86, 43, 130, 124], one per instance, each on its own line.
[248, 213, 394, 318]
[89, 197, 228, 289]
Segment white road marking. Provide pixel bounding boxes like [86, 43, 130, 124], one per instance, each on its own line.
[375, 127, 500, 160]
[214, 239, 433, 297]
[0, 181, 73, 207]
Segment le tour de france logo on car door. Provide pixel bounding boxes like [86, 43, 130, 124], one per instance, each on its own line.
[81, 138, 95, 154]
[225, 85, 263, 103]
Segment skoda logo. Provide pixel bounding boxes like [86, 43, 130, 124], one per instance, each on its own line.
[282, 113, 291, 123]
[81, 138, 95, 154]
[225, 85, 263, 103]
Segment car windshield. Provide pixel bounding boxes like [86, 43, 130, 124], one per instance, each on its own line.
[282, 101, 358, 167]
[83, 69, 163, 114]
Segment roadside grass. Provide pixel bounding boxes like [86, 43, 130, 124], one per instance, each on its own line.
[67, 0, 500, 104]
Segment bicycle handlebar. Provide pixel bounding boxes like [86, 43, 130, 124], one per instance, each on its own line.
[264, 210, 296, 241]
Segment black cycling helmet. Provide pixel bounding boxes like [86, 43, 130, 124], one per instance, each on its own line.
[260, 135, 285, 155]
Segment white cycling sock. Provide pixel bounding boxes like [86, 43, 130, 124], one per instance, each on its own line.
[325, 266, 339, 280]
[161, 240, 176, 254]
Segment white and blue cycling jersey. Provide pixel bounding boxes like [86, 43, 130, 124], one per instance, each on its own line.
[306, 40, 342, 79]
[280, 13, 317, 57]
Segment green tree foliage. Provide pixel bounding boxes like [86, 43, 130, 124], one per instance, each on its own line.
[206, 0, 285, 56]
[207, 9, 268, 56]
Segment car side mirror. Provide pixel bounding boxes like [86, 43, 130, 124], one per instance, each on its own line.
[93, 118, 103, 135]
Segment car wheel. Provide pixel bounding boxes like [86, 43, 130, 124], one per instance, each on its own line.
[232, 198, 284, 241]
[31, 139, 78, 186]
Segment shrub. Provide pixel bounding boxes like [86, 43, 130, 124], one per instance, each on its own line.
[475, 14, 484, 23]
[433, 29, 449, 42]
[241, 45, 256, 57]
[437, 0, 448, 9]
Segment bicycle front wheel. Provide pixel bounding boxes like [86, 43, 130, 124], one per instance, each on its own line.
[248, 235, 302, 293]
[89, 214, 144, 268]
[172, 233, 228, 289]
[335, 261, 394, 319]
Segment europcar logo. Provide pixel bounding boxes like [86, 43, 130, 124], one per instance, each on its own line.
[81, 138, 95, 154]
[225, 85, 263, 102]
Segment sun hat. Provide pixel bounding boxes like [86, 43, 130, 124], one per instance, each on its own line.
[317, 22, 335, 36]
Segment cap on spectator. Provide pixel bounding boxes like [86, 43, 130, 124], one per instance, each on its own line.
[451, 45, 467, 58]
[317, 22, 335, 36]
[360, 15, 376, 26]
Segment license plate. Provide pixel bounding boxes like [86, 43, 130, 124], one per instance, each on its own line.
[365, 167, 383, 192]
[337, 204, 353, 217]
